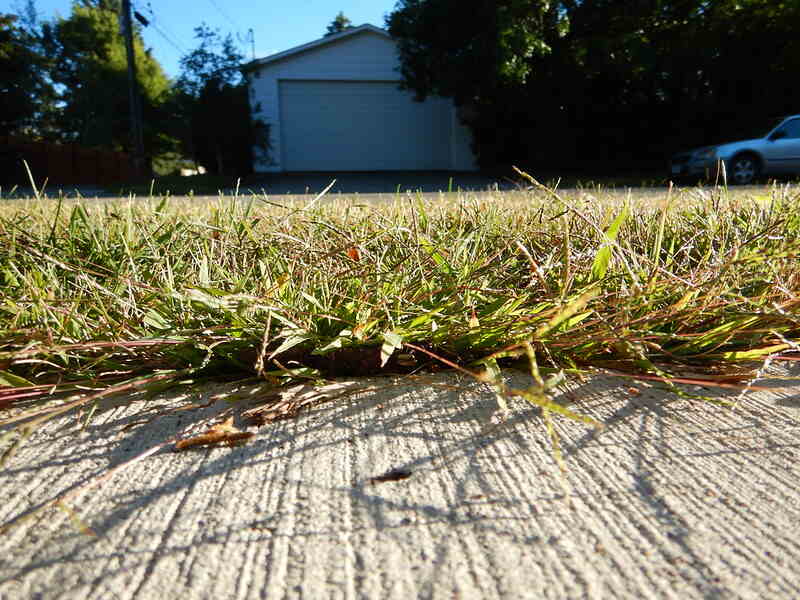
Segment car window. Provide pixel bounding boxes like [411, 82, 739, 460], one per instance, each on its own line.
[776, 119, 800, 139]
[728, 117, 785, 140]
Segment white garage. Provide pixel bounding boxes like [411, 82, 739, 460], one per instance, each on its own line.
[245, 24, 477, 172]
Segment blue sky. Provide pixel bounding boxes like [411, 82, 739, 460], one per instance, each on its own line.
[4, 0, 397, 78]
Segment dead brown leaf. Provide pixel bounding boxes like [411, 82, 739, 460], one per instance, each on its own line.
[174, 417, 254, 451]
[369, 467, 413, 485]
[345, 246, 360, 261]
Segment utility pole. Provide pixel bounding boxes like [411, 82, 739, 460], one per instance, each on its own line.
[121, 0, 146, 177]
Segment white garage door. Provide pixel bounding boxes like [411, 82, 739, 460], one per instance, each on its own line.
[279, 80, 452, 171]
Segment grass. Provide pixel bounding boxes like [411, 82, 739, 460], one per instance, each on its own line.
[1, 171, 799, 466]
[106, 173, 244, 197]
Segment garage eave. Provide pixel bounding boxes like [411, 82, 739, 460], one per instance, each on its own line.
[242, 24, 389, 73]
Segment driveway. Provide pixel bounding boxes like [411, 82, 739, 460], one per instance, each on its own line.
[1, 172, 516, 200]
[242, 171, 517, 196]
[2, 363, 799, 598]
[0, 171, 788, 204]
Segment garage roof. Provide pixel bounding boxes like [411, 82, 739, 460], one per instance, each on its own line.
[242, 24, 389, 72]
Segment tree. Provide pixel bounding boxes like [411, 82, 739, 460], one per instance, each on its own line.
[387, 0, 562, 167]
[387, 1, 555, 104]
[43, 0, 172, 157]
[387, 0, 800, 170]
[325, 11, 352, 36]
[176, 24, 243, 97]
[0, 11, 55, 137]
[172, 24, 267, 176]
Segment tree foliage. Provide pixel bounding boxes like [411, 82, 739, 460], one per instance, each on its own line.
[388, 0, 800, 170]
[3, 1, 270, 178]
[171, 24, 266, 176]
[325, 11, 353, 36]
[0, 10, 55, 137]
[43, 0, 172, 155]
[387, 0, 555, 103]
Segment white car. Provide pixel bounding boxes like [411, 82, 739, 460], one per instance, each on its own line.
[670, 115, 800, 185]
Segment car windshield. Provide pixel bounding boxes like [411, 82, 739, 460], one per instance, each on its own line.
[729, 117, 786, 140]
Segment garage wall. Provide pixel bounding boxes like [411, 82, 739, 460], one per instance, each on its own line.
[247, 28, 477, 172]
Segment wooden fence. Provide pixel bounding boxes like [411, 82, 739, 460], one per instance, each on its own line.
[0, 136, 137, 185]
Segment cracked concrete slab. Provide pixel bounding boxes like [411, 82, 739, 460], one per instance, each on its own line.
[2, 364, 800, 599]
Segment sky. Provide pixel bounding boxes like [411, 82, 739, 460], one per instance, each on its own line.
[3, 0, 397, 78]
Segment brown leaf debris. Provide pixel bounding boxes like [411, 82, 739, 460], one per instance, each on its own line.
[174, 417, 254, 451]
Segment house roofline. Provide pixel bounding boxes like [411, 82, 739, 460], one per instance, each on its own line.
[242, 24, 389, 72]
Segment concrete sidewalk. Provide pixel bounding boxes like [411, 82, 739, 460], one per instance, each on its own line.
[2, 365, 799, 599]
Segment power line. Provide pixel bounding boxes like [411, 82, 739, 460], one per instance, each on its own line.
[149, 20, 186, 54]
[205, 0, 243, 33]
[132, 1, 187, 55]
[200, 0, 252, 58]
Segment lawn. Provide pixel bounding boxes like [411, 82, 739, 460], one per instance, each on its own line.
[1, 171, 799, 461]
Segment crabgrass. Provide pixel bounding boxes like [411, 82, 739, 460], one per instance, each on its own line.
[1, 172, 799, 456]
